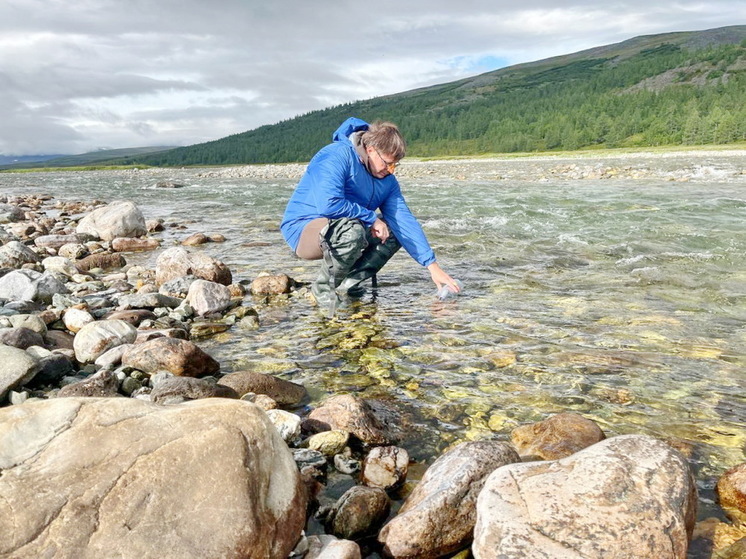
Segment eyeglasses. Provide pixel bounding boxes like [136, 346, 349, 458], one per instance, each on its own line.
[374, 147, 399, 173]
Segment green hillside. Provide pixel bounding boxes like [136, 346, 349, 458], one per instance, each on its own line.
[113, 25, 746, 166]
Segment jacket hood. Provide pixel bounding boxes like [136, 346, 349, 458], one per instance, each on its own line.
[332, 117, 369, 144]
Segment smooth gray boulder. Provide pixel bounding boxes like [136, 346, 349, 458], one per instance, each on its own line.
[0, 397, 306, 558]
[0, 269, 69, 303]
[0, 344, 40, 401]
[75, 200, 147, 241]
[473, 434, 697, 559]
[73, 319, 138, 363]
[0, 240, 40, 269]
[379, 440, 520, 558]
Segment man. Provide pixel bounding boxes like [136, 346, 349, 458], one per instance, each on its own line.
[281, 117, 460, 312]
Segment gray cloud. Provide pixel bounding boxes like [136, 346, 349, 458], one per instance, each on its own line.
[1, 0, 744, 154]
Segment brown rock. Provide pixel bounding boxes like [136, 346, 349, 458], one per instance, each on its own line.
[150, 376, 239, 403]
[75, 252, 127, 272]
[327, 486, 390, 541]
[155, 247, 232, 286]
[182, 233, 210, 246]
[122, 337, 220, 377]
[218, 371, 307, 406]
[103, 309, 157, 326]
[307, 394, 399, 446]
[44, 330, 75, 350]
[0, 327, 45, 350]
[250, 274, 293, 295]
[717, 462, 746, 526]
[511, 412, 605, 460]
[111, 237, 160, 252]
[58, 369, 120, 398]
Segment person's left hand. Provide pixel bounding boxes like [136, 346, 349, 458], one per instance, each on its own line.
[371, 218, 390, 242]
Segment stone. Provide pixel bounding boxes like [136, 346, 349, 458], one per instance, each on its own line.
[251, 274, 293, 295]
[362, 446, 409, 490]
[155, 246, 232, 286]
[307, 394, 399, 446]
[111, 237, 160, 252]
[182, 232, 210, 246]
[0, 203, 25, 223]
[326, 486, 390, 541]
[44, 330, 75, 351]
[472, 435, 697, 559]
[185, 279, 232, 317]
[150, 376, 239, 404]
[510, 412, 606, 460]
[265, 409, 302, 444]
[159, 275, 197, 297]
[0, 327, 45, 349]
[32, 352, 75, 385]
[102, 309, 156, 326]
[0, 269, 69, 303]
[58, 242, 89, 260]
[0, 344, 40, 401]
[122, 337, 220, 377]
[717, 462, 746, 526]
[75, 252, 127, 272]
[35, 234, 82, 251]
[217, 370, 307, 405]
[73, 319, 138, 364]
[94, 344, 133, 369]
[57, 368, 120, 398]
[307, 430, 350, 457]
[7, 313, 47, 335]
[305, 535, 362, 559]
[41, 256, 79, 277]
[293, 448, 328, 470]
[62, 307, 96, 333]
[0, 397, 306, 558]
[379, 440, 520, 559]
[117, 292, 183, 310]
[76, 200, 147, 241]
[0, 240, 41, 269]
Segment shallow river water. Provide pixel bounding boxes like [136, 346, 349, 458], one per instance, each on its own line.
[2, 153, 745, 547]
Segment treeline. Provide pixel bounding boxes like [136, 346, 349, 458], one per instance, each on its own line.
[115, 38, 746, 167]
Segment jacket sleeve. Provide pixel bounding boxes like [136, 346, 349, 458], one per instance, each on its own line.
[307, 146, 378, 226]
[380, 180, 436, 267]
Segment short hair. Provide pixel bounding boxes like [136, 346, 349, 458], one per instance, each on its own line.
[362, 121, 406, 160]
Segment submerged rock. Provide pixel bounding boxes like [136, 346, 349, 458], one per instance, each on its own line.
[473, 434, 697, 559]
[510, 412, 606, 460]
[217, 370, 306, 405]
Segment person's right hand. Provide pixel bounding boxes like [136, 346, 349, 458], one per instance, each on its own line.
[371, 218, 390, 242]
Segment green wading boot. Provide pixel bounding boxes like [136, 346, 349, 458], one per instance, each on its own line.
[338, 233, 401, 297]
[312, 218, 368, 315]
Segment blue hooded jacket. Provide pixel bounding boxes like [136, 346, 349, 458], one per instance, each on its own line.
[280, 117, 436, 267]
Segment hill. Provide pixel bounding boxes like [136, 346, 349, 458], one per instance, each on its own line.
[84, 26, 746, 166]
[0, 146, 177, 171]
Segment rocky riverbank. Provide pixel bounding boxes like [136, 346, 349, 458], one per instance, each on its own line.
[191, 148, 746, 183]
[1, 193, 745, 558]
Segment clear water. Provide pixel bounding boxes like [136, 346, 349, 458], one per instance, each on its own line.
[2, 155, 745, 538]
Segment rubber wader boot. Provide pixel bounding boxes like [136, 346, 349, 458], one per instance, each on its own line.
[312, 218, 368, 315]
[338, 232, 401, 297]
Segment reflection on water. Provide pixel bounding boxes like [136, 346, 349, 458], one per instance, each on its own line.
[2, 160, 745, 524]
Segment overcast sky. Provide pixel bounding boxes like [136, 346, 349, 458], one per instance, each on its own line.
[1, 1, 744, 155]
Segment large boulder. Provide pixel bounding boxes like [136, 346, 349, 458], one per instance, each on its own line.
[379, 440, 520, 558]
[155, 246, 232, 286]
[73, 319, 138, 364]
[473, 435, 697, 559]
[717, 462, 746, 526]
[0, 397, 306, 558]
[510, 412, 606, 460]
[76, 200, 147, 241]
[0, 344, 40, 402]
[122, 337, 220, 377]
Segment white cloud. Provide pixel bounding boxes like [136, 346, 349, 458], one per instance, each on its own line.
[0, 0, 744, 154]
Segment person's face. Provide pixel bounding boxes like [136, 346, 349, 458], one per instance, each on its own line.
[367, 146, 399, 179]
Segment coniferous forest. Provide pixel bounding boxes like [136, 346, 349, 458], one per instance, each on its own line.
[23, 26, 746, 169]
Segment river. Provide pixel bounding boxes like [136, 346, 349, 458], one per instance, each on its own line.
[2, 151, 745, 539]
